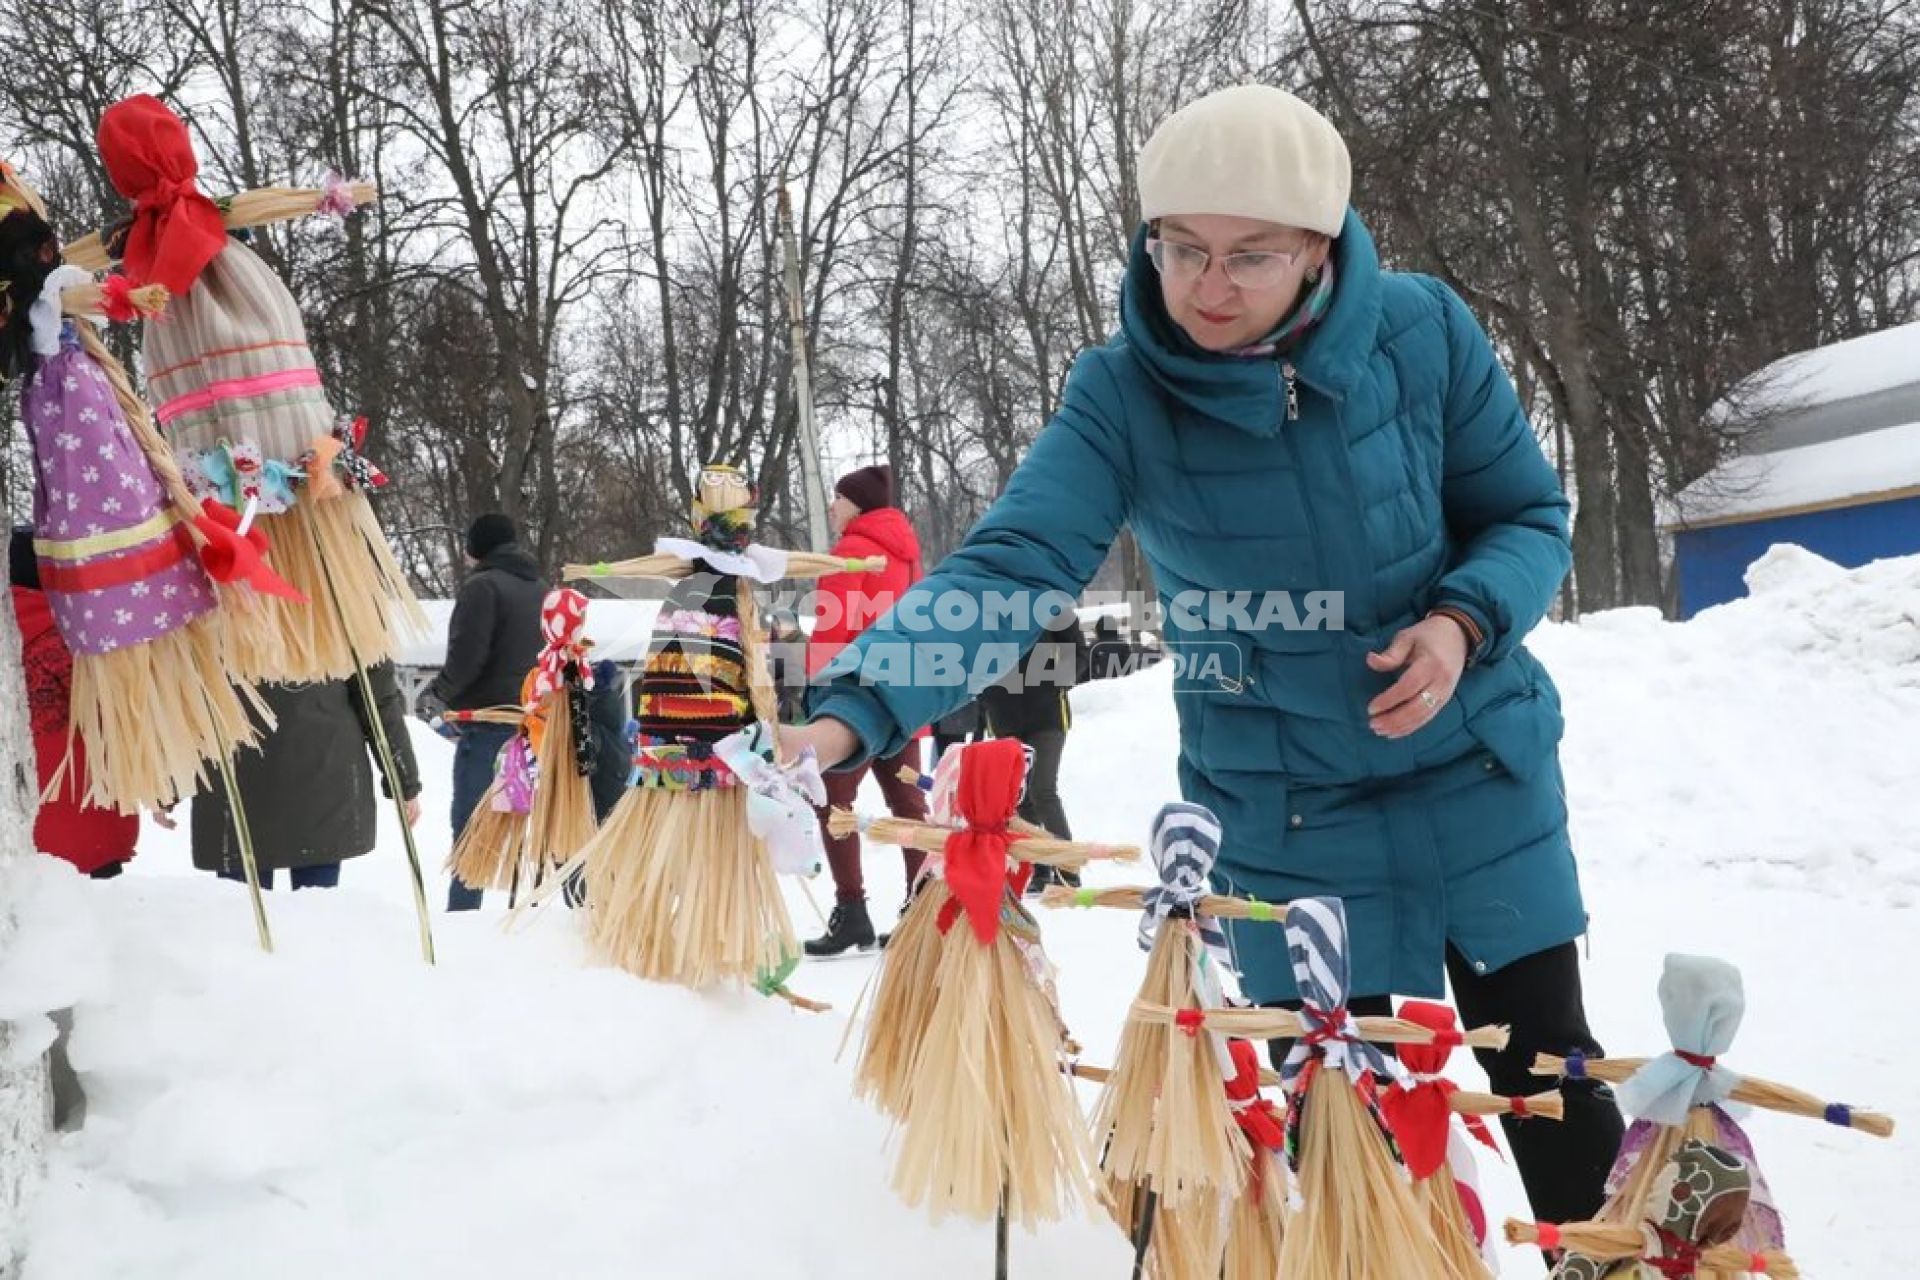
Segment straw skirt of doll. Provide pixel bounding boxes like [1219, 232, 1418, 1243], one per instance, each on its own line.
[577, 576, 795, 986]
[26, 326, 264, 811]
[144, 240, 423, 681]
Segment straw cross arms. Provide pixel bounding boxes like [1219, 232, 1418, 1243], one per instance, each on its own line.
[1064, 1058, 1563, 1120]
[1128, 1002, 1511, 1052]
[1532, 1053, 1895, 1138]
[62, 182, 381, 272]
[563, 551, 885, 582]
[1506, 1137, 1802, 1277]
[1041, 883, 1287, 921]
[825, 808, 1140, 869]
[1504, 1221, 1799, 1278]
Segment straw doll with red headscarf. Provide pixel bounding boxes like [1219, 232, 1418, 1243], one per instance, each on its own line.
[64, 93, 423, 685]
[1381, 999, 1566, 1276]
[0, 161, 303, 817]
[835, 737, 1139, 1228]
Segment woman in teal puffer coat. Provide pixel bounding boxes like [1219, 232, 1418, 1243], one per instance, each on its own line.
[785, 83, 1622, 1222]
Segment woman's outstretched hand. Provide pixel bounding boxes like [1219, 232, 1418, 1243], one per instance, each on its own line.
[1365, 616, 1470, 739]
[780, 717, 859, 771]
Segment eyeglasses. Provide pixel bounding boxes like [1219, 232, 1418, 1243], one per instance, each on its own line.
[1147, 237, 1305, 291]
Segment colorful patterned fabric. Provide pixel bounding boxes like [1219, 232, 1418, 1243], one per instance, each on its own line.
[26, 323, 217, 655]
[1554, 1140, 1754, 1280]
[528, 587, 592, 710]
[1605, 1106, 1784, 1253]
[633, 573, 752, 752]
[630, 740, 740, 792]
[1231, 259, 1337, 358]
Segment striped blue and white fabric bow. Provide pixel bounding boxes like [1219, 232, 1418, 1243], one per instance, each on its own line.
[1138, 802, 1232, 969]
[1279, 896, 1401, 1089]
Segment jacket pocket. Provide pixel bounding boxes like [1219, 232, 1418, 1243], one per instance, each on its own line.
[1462, 682, 1563, 782]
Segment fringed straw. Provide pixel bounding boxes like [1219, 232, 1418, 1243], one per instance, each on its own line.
[1092, 924, 1246, 1210]
[525, 689, 596, 872]
[1413, 1161, 1492, 1277]
[1040, 883, 1287, 921]
[1276, 1067, 1478, 1280]
[853, 880, 952, 1117]
[63, 617, 267, 811]
[579, 784, 794, 987]
[1222, 1148, 1287, 1280]
[888, 898, 1094, 1227]
[244, 496, 425, 682]
[1504, 1220, 1800, 1278]
[1533, 1054, 1895, 1137]
[448, 779, 529, 893]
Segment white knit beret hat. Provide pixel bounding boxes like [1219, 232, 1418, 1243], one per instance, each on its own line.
[1137, 85, 1351, 236]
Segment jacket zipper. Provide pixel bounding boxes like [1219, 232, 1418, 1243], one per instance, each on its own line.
[1281, 360, 1301, 422]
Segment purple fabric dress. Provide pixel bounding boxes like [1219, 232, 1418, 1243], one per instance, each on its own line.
[26, 321, 217, 655]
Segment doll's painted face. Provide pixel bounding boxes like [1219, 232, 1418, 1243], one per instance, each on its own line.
[696, 465, 754, 515]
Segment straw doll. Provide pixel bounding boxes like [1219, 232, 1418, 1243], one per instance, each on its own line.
[1269, 896, 1480, 1280]
[63, 93, 423, 683]
[0, 162, 297, 813]
[1536, 954, 1893, 1275]
[1039, 801, 1283, 1277]
[1507, 1140, 1800, 1278]
[1381, 999, 1549, 1275]
[555, 463, 880, 988]
[837, 736, 1138, 1226]
[445, 719, 534, 895]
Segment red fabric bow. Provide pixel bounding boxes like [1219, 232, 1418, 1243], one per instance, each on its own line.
[1648, 1226, 1703, 1278]
[100, 274, 142, 324]
[1225, 1038, 1285, 1195]
[193, 499, 304, 601]
[527, 588, 590, 710]
[932, 737, 1027, 944]
[96, 95, 229, 296]
[1380, 999, 1499, 1180]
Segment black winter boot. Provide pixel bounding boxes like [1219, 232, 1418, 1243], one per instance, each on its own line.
[804, 899, 879, 958]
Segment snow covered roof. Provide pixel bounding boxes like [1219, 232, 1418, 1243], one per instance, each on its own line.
[1725, 320, 1920, 454]
[1670, 321, 1920, 526]
[393, 597, 666, 668]
[1668, 417, 1920, 528]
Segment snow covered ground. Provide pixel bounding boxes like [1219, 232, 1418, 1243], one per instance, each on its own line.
[4, 544, 1917, 1278]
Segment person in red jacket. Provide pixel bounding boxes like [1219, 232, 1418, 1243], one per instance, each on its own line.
[803, 464, 931, 956]
[10, 527, 141, 878]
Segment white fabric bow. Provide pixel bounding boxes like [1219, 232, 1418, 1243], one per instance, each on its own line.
[713, 724, 826, 876]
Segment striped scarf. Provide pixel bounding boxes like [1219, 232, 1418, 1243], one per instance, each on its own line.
[1232, 259, 1336, 359]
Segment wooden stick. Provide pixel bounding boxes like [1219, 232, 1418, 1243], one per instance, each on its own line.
[211, 738, 272, 954]
[827, 808, 1139, 867]
[1132, 1002, 1509, 1050]
[444, 706, 525, 727]
[562, 552, 884, 584]
[1532, 1054, 1895, 1137]
[1038, 883, 1288, 922]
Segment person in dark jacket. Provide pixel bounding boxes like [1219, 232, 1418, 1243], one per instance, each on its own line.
[979, 609, 1086, 892]
[1087, 615, 1140, 680]
[192, 661, 422, 889]
[930, 697, 981, 765]
[11, 527, 141, 878]
[416, 513, 545, 910]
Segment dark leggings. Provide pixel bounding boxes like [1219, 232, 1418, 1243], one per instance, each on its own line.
[820, 740, 929, 904]
[1015, 726, 1072, 839]
[1266, 940, 1624, 1225]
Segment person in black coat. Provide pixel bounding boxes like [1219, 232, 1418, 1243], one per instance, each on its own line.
[416, 513, 546, 910]
[191, 662, 422, 888]
[978, 609, 1086, 892]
